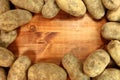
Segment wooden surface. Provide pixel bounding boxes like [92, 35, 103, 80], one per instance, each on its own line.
[8, 11, 107, 65]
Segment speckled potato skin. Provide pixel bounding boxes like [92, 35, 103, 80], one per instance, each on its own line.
[83, 0, 105, 19]
[10, 0, 44, 13]
[56, 0, 86, 17]
[42, 0, 60, 19]
[102, 0, 120, 10]
[62, 53, 90, 80]
[92, 68, 120, 80]
[0, 67, 6, 80]
[0, 47, 15, 67]
[83, 49, 110, 77]
[0, 0, 10, 14]
[28, 63, 67, 80]
[0, 9, 32, 31]
[101, 22, 120, 40]
[0, 30, 17, 48]
[107, 7, 120, 22]
[7, 56, 31, 80]
[107, 40, 120, 67]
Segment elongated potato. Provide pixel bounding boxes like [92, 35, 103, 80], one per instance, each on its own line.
[92, 68, 120, 80]
[0, 30, 17, 48]
[107, 40, 120, 67]
[0, 67, 6, 80]
[101, 22, 120, 40]
[62, 53, 90, 80]
[0, 0, 10, 14]
[7, 56, 31, 80]
[107, 7, 120, 21]
[10, 0, 44, 13]
[56, 0, 86, 17]
[42, 0, 60, 18]
[102, 0, 120, 10]
[83, 49, 110, 77]
[0, 9, 32, 31]
[0, 47, 15, 67]
[28, 63, 67, 80]
[83, 0, 105, 19]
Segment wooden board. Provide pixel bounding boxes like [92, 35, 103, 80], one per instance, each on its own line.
[8, 11, 107, 65]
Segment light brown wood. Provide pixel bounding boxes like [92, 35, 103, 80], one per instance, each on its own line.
[8, 11, 107, 65]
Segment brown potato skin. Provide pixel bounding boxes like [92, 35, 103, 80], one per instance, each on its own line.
[83, 0, 105, 19]
[10, 0, 44, 13]
[0, 9, 32, 31]
[7, 56, 31, 80]
[83, 49, 110, 77]
[101, 22, 120, 40]
[0, 67, 6, 80]
[28, 63, 67, 80]
[62, 53, 90, 80]
[0, 0, 10, 14]
[0, 47, 15, 67]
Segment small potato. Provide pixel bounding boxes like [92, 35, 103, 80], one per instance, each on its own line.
[56, 0, 86, 17]
[92, 68, 120, 80]
[83, 49, 110, 77]
[0, 30, 17, 48]
[28, 63, 67, 80]
[42, 0, 60, 19]
[0, 67, 6, 80]
[83, 0, 105, 19]
[62, 53, 90, 80]
[0, 0, 10, 14]
[102, 0, 120, 10]
[107, 7, 120, 21]
[7, 56, 31, 80]
[0, 47, 15, 67]
[107, 40, 120, 67]
[0, 9, 32, 31]
[10, 0, 44, 13]
[101, 22, 120, 40]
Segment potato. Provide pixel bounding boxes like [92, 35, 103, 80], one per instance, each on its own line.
[42, 0, 60, 19]
[62, 53, 90, 80]
[0, 30, 17, 48]
[0, 0, 10, 14]
[83, 49, 110, 77]
[0, 47, 15, 67]
[101, 22, 120, 40]
[107, 40, 120, 67]
[92, 68, 120, 80]
[56, 0, 86, 17]
[83, 0, 105, 19]
[102, 0, 120, 10]
[0, 67, 6, 80]
[28, 63, 67, 80]
[7, 56, 31, 80]
[10, 0, 44, 13]
[0, 9, 32, 31]
[107, 7, 120, 21]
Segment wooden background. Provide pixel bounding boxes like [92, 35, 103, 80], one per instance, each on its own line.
[8, 11, 107, 65]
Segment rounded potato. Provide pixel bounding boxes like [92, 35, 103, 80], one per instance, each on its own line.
[92, 68, 120, 80]
[10, 0, 44, 13]
[83, 49, 110, 77]
[83, 0, 105, 19]
[42, 0, 60, 19]
[0, 67, 6, 80]
[101, 22, 120, 40]
[28, 63, 67, 80]
[7, 56, 31, 80]
[0, 47, 15, 67]
[56, 0, 86, 17]
[62, 53, 90, 80]
[107, 40, 120, 67]
[102, 0, 120, 10]
[0, 9, 32, 31]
